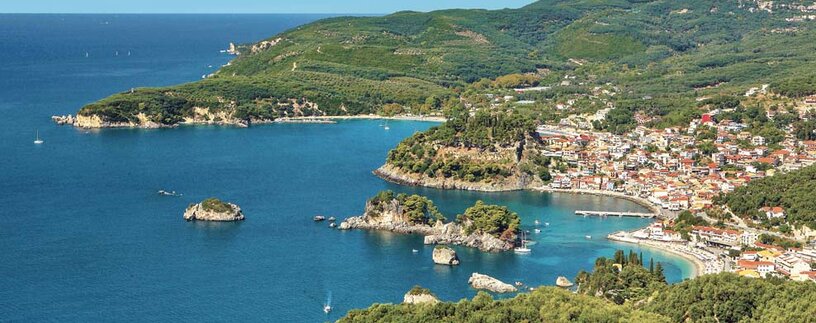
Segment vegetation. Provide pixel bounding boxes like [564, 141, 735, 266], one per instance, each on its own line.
[575, 250, 667, 305]
[386, 108, 537, 183]
[456, 200, 520, 240]
[368, 190, 445, 224]
[200, 198, 233, 213]
[340, 251, 816, 322]
[719, 164, 816, 230]
[340, 287, 668, 323]
[407, 285, 435, 296]
[79, 0, 816, 129]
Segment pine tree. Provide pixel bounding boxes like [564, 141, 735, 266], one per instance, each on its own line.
[655, 262, 666, 282]
[649, 257, 654, 273]
[639, 251, 644, 266]
[614, 250, 625, 265]
[628, 250, 639, 266]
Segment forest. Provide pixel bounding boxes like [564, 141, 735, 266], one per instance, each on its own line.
[340, 250, 816, 322]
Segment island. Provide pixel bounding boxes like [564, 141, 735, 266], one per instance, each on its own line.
[183, 198, 245, 222]
[339, 190, 518, 252]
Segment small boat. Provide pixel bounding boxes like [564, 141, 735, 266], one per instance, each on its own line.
[323, 291, 332, 314]
[514, 231, 531, 254]
[514, 281, 523, 287]
[157, 190, 181, 197]
[534, 229, 542, 234]
[115, 50, 119, 56]
[85, 51, 89, 58]
[383, 126, 390, 130]
[585, 235, 592, 240]
[544, 222, 550, 226]
[534, 220, 540, 226]
[313, 215, 326, 222]
[412, 249, 419, 253]
[34, 130, 44, 144]
[127, 50, 131, 56]
[328, 217, 336, 222]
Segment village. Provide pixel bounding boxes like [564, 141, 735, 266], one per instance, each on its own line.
[486, 81, 816, 282]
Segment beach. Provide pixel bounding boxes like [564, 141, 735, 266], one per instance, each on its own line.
[607, 231, 709, 278]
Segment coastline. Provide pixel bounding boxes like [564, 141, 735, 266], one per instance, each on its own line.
[607, 232, 703, 278]
[278, 114, 447, 123]
[532, 187, 662, 217]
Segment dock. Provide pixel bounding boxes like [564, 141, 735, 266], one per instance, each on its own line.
[575, 210, 656, 218]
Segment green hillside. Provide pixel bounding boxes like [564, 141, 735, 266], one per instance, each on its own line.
[78, 0, 816, 126]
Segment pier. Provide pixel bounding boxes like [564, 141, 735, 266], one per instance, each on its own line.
[575, 210, 656, 218]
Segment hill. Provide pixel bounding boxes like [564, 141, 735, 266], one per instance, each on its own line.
[74, 0, 816, 128]
[340, 251, 816, 322]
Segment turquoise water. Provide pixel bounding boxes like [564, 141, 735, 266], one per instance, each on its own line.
[0, 15, 692, 321]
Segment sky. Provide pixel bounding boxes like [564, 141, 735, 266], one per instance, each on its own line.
[0, 0, 534, 14]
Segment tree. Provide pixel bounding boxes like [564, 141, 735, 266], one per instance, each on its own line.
[654, 262, 666, 283]
[649, 258, 654, 273]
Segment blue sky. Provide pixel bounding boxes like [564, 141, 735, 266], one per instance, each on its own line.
[0, 0, 533, 14]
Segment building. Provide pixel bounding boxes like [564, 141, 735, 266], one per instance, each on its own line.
[737, 260, 776, 275]
[692, 226, 741, 247]
[759, 206, 786, 219]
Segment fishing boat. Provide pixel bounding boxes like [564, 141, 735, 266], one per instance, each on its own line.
[514, 231, 531, 254]
[534, 229, 542, 234]
[34, 130, 44, 144]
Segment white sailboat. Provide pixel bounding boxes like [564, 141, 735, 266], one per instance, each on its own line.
[34, 130, 44, 144]
[514, 231, 531, 254]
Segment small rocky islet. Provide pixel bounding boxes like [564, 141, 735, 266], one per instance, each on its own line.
[338, 190, 519, 253]
[183, 198, 245, 222]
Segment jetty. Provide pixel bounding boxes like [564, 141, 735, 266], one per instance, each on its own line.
[575, 210, 656, 218]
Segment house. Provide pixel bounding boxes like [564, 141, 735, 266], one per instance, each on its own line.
[751, 136, 766, 146]
[692, 226, 741, 246]
[741, 251, 759, 261]
[759, 206, 786, 219]
[737, 260, 776, 275]
[774, 253, 812, 280]
[741, 231, 759, 246]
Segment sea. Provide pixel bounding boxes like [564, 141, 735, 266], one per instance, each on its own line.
[0, 14, 694, 321]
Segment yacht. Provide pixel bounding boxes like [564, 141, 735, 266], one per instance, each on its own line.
[514, 231, 531, 254]
[323, 291, 332, 314]
[34, 130, 44, 144]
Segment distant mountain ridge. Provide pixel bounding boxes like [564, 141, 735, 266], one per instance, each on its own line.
[76, 0, 816, 127]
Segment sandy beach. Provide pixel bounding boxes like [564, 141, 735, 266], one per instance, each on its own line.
[607, 232, 704, 278]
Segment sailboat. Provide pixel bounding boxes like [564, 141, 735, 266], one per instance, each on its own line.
[84, 51, 89, 58]
[323, 291, 332, 314]
[383, 120, 390, 131]
[34, 130, 44, 144]
[514, 231, 531, 254]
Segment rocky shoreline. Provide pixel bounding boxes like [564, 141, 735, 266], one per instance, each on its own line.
[338, 197, 514, 252]
[373, 164, 527, 192]
[52, 113, 443, 129]
[375, 164, 662, 217]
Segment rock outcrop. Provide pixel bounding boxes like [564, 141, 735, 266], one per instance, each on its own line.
[468, 273, 517, 293]
[403, 287, 439, 305]
[556, 276, 574, 288]
[339, 199, 514, 252]
[51, 115, 77, 125]
[432, 246, 460, 266]
[183, 198, 245, 222]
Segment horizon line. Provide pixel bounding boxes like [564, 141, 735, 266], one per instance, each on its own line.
[0, 12, 387, 15]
